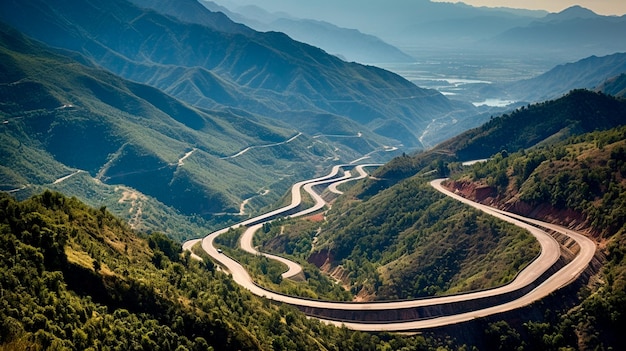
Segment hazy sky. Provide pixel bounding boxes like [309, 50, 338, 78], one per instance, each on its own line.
[224, 0, 626, 16]
[432, 0, 626, 15]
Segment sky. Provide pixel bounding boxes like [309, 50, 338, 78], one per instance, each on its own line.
[432, 0, 626, 16]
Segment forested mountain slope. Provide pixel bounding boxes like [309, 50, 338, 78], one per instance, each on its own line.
[0, 191, 445, 350]
[368, 90, 626, 190]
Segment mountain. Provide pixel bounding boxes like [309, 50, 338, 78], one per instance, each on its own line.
[440, 125, 626, 349]
[430, 90, 626, 161]
[213, 0, 545, 49]
[486, 7, 626, 61]
[501, 52, 626, 103]
[0, 0, 473, 150]
[0, 22, 367, 231]
[401, 8, 538, 49]
[200, 2, 415, 64]
[540, 5, 600, 21]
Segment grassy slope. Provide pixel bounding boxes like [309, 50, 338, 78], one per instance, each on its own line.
[0, 23, 376, 239]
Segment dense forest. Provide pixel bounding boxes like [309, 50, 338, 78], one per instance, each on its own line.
[452, 125, 626, 238]
[0, 190, 460, 350]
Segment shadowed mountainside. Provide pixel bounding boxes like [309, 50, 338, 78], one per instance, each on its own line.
[0, 0, 475, 149]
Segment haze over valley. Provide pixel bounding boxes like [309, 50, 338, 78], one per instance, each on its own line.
[215, 0, 626, 109]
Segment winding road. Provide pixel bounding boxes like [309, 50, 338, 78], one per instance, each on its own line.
[183, 165, 596, 332]
[220, 133, 302, 159]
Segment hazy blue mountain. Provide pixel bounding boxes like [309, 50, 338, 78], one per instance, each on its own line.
[596, 73, 626, 98]
[503, 52, 626, 103]
[201, 2, 414, 64]
[132, 0, 253, 35]
[402, 10, 537, 49]
[0, 0, 473, 149]
[485, 7, 626, 61]
[540, 5, 600, 21]
[214, 0, 545, 48]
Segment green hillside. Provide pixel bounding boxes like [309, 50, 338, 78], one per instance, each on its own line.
[253, 171, 539, 300]
[438, 125, 626, 350]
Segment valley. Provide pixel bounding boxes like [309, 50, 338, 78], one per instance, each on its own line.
[377, 51, 550, 106]
[1, 0, 626, 349]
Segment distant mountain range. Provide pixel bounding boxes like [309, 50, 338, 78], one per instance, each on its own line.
[213, 0, 546, 48]
[221, 1, 626, 64]
[0, 0, 483, 226]
[495, 52, 626, 103]
[486, 6, 626, 61]
[200, 1, 415, 64]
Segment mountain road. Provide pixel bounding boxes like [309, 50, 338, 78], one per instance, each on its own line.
[183, 167, 596, 331]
